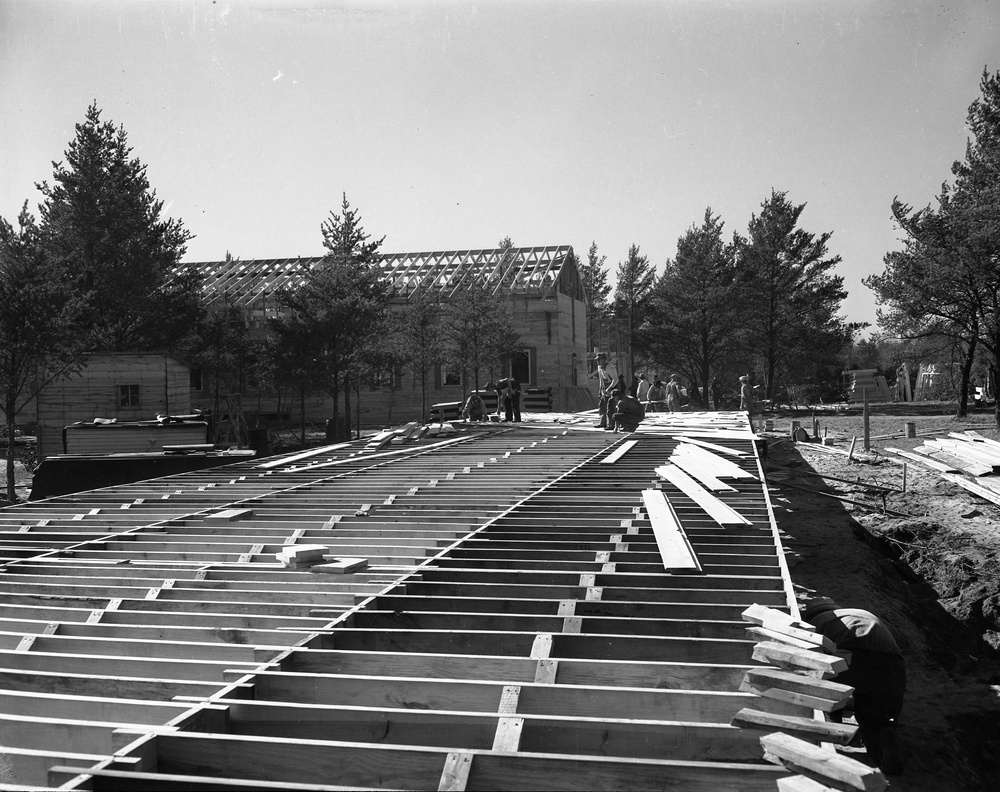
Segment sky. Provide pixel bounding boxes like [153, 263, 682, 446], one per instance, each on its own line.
[2, 0, 998, 330]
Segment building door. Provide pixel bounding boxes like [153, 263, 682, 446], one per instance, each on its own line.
[511, 349, 533, 385]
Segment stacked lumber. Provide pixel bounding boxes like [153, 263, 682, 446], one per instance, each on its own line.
[889, 430, 1000, 505]
[731, 604, 887, 792]
[844, 369, 891, 403]
[274, 543, 329, 569]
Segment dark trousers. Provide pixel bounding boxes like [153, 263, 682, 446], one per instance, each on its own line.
[837, 652, 906, 735]
[511, 393, 521, 422]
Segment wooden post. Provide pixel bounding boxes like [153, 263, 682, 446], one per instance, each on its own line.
[863, 388, 870, 452]
[902, 462, 907, 494]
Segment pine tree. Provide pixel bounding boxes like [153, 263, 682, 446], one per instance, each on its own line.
[271, 195, 390, 439]
[399, 293, 444, 422]
[647, 209, 739, 404]
[612, 244, 656, 375]
[735, 191, 848, 400]
[950, 68, 1000, 426]
[0, 204, 79, 502]
[579, 241, 612, 353]
[37, 103, 200, 352]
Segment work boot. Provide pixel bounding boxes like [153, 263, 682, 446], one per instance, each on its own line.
[878, 727, 904, 775]
[860, 726, 882, 765]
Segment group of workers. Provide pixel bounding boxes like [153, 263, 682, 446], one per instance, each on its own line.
[593, 353, 706, 431]
[591, 353, 764, 428]
[460, 376, 522, 423]
[458, 355, 764, 429]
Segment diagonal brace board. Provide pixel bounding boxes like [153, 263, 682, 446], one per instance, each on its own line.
[640, 489, 703, 573]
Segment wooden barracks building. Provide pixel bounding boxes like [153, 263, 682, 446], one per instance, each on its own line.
[188, 245, 594, 427]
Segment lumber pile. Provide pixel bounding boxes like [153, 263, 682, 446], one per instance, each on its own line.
[274, 544, 329, 569]
[731, 604, 888, 792]
[890, 430, 1000, 506]
[844, 369, 891, 403]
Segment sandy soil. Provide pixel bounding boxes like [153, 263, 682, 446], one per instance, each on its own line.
[765, 407, 1000, 791]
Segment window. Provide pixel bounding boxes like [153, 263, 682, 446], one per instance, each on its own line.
[119, 384, 140, 407]
[371, 367, 403, 391]
[190, 370, 203, 392]
[433, 365, 461, 389]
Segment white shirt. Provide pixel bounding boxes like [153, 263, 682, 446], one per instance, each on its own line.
[597, 361, 618, 395]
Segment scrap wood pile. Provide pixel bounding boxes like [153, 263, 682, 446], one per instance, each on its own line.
[885, 430, 1000, 506]
[731, 604, 888, 792]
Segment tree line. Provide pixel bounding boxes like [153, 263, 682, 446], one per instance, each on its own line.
[0, 104, 524, 501]
[865, 67, 1000, 423]
[578, 195, 858, 410]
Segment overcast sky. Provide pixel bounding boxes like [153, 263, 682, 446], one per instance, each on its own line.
[2, 0, 998, 329]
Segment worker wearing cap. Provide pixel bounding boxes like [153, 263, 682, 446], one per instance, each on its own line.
[801, 597, 906, 774]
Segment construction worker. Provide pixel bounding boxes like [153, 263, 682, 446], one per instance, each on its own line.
[801, 597, 906, 775]
[592, 353, 618, 429]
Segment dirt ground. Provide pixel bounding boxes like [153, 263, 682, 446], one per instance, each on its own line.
[765, 405, 1000, 791]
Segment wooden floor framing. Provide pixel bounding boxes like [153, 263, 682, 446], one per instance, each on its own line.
[0, 413, 805, 790]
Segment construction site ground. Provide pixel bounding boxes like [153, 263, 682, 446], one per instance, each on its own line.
[765, 405, 1000, 791]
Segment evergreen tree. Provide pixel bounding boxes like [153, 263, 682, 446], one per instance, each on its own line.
[399, 292, 444, 421]
[950, 67, 1000, 425]
[867, 68, 1000, 422]
[734, 190, 848, 400]
[865, 194, 982, 416]
[37, 103, 201, 352]
[647, 209, 739, 405]
[612, 244, 656, 375]
[0, 204, 79, 502]
[271, 195, 390, 439]
[579, 241, 612, 353]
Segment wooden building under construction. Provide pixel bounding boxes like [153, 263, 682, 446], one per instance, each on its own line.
[185, 245, 593, 428]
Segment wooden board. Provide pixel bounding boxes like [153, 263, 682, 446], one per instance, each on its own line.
[640, 489, 703, 572]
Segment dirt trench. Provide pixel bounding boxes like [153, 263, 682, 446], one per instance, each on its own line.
[768, 441, 1000, 791]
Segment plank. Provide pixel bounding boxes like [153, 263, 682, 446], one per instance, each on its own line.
[745, 625, 836, 653]
[760, 732, 887, 791]
[739, 668, 853, 712]
[655, 464, 752, 526]
[600, 440, 639, 465]
[883, 447, 957, 473]
[640, 490, 703, 572]
[942, 473, 1000, 507]
[740, 604, 813, 632]
[730, 708, 857, 744]
[674, 443, 756, 479]
[751, 641, 848, 679]
[667, 454, 737, 492]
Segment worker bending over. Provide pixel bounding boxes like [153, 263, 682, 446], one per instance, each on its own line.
[801, 596, 906, 775]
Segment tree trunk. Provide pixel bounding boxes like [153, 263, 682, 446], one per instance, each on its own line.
[344, 372, 352, 440]
[299, 384, 307, 447]
[956, 336, 977, 418]
[420, 369, 427, 424]
[331, 369, 340, 440]
[993, 363, 1000, 430]
[4, 406, 15, 504]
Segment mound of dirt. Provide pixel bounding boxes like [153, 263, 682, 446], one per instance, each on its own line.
[766, 436, 1000, 791]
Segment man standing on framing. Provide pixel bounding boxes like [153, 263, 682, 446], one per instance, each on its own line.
[592, 352, 618, 429]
